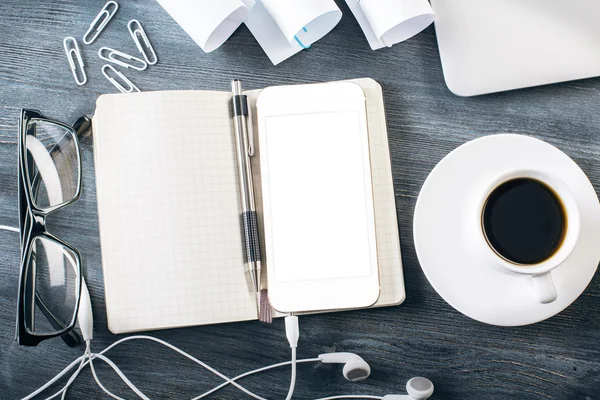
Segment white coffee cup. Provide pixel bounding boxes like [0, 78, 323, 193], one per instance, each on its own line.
[469, 169, 580, 304]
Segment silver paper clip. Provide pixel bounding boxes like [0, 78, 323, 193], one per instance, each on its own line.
[102, 65, 140, 93]
[128, 19, 158, 65]
[83, 1, 119, 45]
[98, 47, 148, 71]
[63, 37, 87, 86]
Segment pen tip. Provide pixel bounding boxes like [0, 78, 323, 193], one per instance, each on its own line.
[251, 270, 259, 293]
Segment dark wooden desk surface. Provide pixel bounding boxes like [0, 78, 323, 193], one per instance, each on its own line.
[1, 1, 600, 399]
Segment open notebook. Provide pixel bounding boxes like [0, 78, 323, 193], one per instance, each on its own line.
[93, 78, 405, 334]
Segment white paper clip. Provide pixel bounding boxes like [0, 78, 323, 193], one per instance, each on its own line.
[83, 1, 119, 45]
[98, 47, 148, 71]
[127, 19, 158, 65]
[102, 65, 140, 93]
[63, 37, 87, 86]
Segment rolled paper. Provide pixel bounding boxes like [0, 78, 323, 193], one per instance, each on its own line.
[246, 0, 342, 65]
[261, 0, 342, 46]
[156, 0, 255, 53]
[245, 0, 342, 65]
[347, 0, 435, 50]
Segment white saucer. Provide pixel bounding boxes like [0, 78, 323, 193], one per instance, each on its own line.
[414, 134, 600, 326]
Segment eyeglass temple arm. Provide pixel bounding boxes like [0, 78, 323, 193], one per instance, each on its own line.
[72, 115, 92, 137]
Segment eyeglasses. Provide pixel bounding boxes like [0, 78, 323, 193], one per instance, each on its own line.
[16, 109, 86, 347]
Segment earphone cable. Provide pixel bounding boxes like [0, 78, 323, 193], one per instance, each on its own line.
[27, 335, 270, 400]
[25, 317, 389, 400]
[21, 355, 87, 400]
[192, 358, 320, 399]
[40, 345, 90, 400]
[25, 335, 387, 400]
[30, 315, 302, 400]
[314, 396, 383, 400]
[59, 343, 92, 400]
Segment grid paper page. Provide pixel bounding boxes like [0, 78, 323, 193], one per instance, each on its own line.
[93, 91, 258, 334]
[247, 78, 405, 313]
[358, 78, 406, 307]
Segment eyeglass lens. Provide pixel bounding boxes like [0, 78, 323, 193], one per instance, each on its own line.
[23, 236, 80, 335]
[25, 120, 79, 211]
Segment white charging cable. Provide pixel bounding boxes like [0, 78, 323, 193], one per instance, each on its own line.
[284, 315, 299, 400]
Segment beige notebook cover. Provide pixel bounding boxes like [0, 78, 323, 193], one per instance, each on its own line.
[93, 78, 405, 334]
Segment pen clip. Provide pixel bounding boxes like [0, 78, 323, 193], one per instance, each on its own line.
[247, 97, 255, 157]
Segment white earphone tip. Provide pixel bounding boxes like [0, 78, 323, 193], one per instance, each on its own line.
[345, 367, 369, 382]
[342, 360, 371, 382]
[406, 377, 434, 398]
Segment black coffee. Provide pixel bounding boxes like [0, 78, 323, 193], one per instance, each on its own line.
[482, 178, 566, 265]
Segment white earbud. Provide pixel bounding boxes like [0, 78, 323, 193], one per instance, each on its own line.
[382, 377, 435, 400]
[318, 352, 371, 382]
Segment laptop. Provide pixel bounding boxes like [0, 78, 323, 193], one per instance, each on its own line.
[431, 0, 600, 96]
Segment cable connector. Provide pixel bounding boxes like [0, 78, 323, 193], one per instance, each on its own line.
[284, 315, 299, 348]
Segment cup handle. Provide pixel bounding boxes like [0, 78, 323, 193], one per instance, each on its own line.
[530, 272, 557, 304]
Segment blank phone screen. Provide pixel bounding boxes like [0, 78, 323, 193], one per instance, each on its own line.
[263, 110, 375, 282]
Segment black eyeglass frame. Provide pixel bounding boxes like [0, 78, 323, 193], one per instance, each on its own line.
[16, 109, 83, 347]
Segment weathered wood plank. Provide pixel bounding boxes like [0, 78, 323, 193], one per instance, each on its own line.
[1, 1, 600, 399]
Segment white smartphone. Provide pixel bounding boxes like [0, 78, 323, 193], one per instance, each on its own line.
[256, 81, 380, 313]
